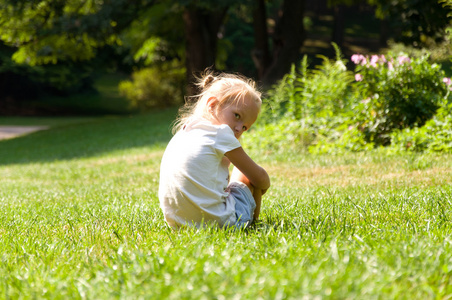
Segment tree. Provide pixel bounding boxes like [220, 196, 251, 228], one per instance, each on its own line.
[252, 0, 307, 86]
[328, 0, 361, 49]
[0, 0, 241, 96]
[368, 0, 452, 47]
[0, 0, 156, 65]
[125, 0, 241, 94]
[0, 0, 160, 113]
[0, 0, 312, 108]
[182, 3, 230, 95]
[251, 0, 271, 80]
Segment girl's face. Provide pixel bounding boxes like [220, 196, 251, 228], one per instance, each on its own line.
[209, 96, 260, 139]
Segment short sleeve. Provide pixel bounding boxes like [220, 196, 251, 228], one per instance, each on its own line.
[215, 125, 241, 155]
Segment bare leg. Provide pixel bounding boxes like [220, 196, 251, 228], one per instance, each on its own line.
[252, 188, 263, 220]
[230, 167, 263, 220]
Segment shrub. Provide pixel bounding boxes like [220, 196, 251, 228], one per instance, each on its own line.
[119, 63, 184, 111]
[351, 53, 449, 145]
[262, 44, 354, 123]
[390, 100, 452, 153]
[246, 45, 356, 155]
[308, 116, 374, 154]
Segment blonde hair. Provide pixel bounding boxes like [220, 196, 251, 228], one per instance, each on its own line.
[173, 70, 262, 133]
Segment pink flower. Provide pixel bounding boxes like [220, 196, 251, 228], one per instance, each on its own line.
[351, 54, 367, 65]
[355, 74, 363, 81]
[443, 77, 452, 86]
[351, 54, 361, 64]
[370, 55, 379, 67]
[397, 56, 411, 65]
[360, 56, 367, 65]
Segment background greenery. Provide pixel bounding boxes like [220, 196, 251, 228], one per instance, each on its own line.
[1, 0, 451, 114]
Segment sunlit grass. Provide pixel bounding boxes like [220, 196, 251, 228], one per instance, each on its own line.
[1, 110, 452, 299]
[266, 153, 452, 189]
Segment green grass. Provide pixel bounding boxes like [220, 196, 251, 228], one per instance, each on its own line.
[1, 109, 452, 299]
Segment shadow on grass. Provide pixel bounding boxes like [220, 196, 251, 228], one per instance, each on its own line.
[0, 108, 177, 165]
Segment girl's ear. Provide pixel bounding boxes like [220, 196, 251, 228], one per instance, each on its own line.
[207, 97, 219, 111]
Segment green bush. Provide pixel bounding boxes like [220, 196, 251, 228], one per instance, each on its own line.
[262, 45, 354, 123]
[246, 45, 356, 155]
[119, 63, 184, 111]
[351, 53, 449, 145]
[390, 100, 452, 153]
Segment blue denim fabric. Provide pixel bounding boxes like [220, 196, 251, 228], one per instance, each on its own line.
[228, 181, 256, 227]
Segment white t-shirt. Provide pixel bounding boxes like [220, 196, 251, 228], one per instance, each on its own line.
[158, 119, 242, 228]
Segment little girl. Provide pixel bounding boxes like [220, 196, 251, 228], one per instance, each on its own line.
[158, 71, 270, 228]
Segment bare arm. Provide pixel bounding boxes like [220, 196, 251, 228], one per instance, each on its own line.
[225, 147, 270, 191]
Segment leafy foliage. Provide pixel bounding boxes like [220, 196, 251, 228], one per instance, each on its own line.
[261, 45, 354, 123]
[351, 53, 449, 145]
[120, 2, 185, 66]
[119, 62, 185, 111]
[222, 4, 255, 76]
[245, 46, 452, 155]
[368, 0, 452, 47]
[0, 0, 156, 65]
[391, 100, 452, 153]
[245, 45, 356, 155]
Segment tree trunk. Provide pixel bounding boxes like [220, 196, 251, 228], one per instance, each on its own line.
[261, 0, 306, 87]
[252, 0, 271, 81]
[183, 7, 227, 96]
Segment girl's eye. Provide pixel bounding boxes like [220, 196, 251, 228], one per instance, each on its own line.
[235, 114, 240, 119]
[242, 126, 247, 131]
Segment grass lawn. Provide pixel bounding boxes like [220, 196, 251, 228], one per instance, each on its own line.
[1, 108, 452, 299]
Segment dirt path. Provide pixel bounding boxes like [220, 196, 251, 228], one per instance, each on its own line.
[0, 126, 49, 140]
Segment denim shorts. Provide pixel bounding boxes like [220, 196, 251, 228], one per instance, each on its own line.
[228, 181, 256, 227]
